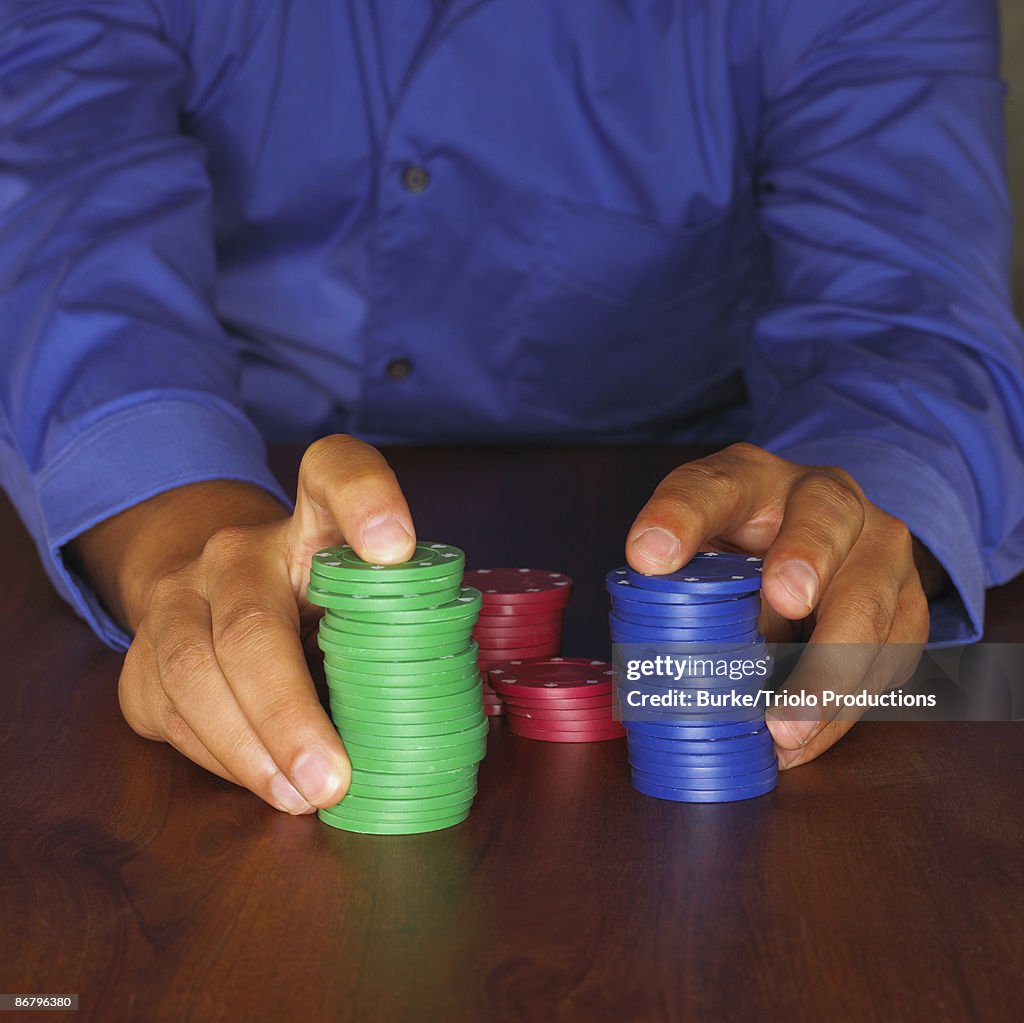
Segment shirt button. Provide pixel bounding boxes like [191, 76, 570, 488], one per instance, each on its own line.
[401, 165, 430, 193]
[386, 358, 413, 381]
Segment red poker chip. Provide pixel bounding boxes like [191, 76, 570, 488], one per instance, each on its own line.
[487, 658, 614, 699]
[477, 643, 563, 660]
[473, 629, 563, 648]
[500, 693, 615, 711]
[477, 601, 568, 618]
[465, 569, 573, 605]
[508, 718, 626, 743]
[503, 708, 614, 725]
[473, 610, 566, 629]
[503, 711, 618, 729]
[484, 703, 505, 716]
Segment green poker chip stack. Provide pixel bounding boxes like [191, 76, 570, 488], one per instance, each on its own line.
[307, 541, 487, 835]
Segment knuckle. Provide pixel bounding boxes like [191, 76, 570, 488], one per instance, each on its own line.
[161, 703, 192, 745]
[844, 589, 896, 639]
[158, 638, 212, 696]
[671, 460, 741, 505]
[149, 572, 184, 608]
[822, 465, 862, 496]
[214, 601, 279, 649]
[722, 441, 773, 465]
[201, 525, 253, 564]
[301, 434, 373, 480]
[787, 518, 844, 561]
[803, 473, 865, 523]
[253, 689, 302, 737]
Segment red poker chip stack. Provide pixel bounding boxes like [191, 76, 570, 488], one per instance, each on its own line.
[463, 569, 573, 716]
[487, 658, 625, 742]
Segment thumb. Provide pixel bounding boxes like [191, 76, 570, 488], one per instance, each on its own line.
[289, 434, 417, 568]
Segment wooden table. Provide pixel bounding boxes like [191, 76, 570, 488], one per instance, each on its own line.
[2, 445, 1022, 1023]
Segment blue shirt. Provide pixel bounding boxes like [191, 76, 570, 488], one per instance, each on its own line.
[1, 0, 1022, 650]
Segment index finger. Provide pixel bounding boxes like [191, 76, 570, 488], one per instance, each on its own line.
[626, 444, 796, 574]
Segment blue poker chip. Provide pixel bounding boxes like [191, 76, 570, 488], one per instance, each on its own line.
[606, 571, 759, 605]
[611, 630, 761, 650]
[612, 640, 771, 667]
[618, 677, 766, 698]
[628, 745, 777, 775]
[610, 596, 761, 625]
[609, 614, 758, 642]
[623, 708, 767, 731]
[627, 725, 773, 755]
[632, 762, 778, 790]
[621, 552, 764, 594]
[632, 770, 778, 803]
[625, 718, 766, 740]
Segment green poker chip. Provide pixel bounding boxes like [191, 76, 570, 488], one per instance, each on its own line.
[334, 696, 483, 726]
[324, 667, 483, 693]
[349, 765, 476, 788]
[347, 776, 477, 801]
[311, 537, 486, 828]
[335, 786, 477, 814]
[339, 729, 487, 761]
[345, 751, 484, 774]
[320, 615, 473, 639]
[325, 676, 481, 703]
[318, 624, 472, 649]
[317, 807, 471, 835]
[309, 566, 463, 597]
[318, 632, 472, 661]
[311, 542, 465, 582]
[321, 795, 476, 823]
[344, 735, 487, 765]
[322, 643, 479, 676]
[336, 710, 484, 739]
[307, 582, 462, 611]
[329, 587, 482, 624]
[334, 688, 483, 715]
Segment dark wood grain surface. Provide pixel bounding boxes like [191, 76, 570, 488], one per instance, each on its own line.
[1, 445, 1022, 1023]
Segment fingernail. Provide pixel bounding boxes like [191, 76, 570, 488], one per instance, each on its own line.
[778, 560, 818, 610]
[632, 527, 680, 566]
[270, 772, 313, 815]
[362, 515, 413, 562]
[292, 752, 343, 805]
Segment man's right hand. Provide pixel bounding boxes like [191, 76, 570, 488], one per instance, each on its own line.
[67, 435, 417, 814]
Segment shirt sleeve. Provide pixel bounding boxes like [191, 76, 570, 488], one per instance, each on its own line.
[0, 1, 290, 651]
[750, 0, 1024, 645]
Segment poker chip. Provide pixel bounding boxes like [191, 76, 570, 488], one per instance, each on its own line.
[307, 542, 488, 834]
[619, 552, 764, 594]
[628, 746, 777, 775]
[507, 718, 625, 743]
[608, 553, 777, 803]
[486, 658, 624, 743]
[464, 568, 573, 716]
[463, 568, 572, 604]
[312, 542, 465, 581]
[631, 772, 778, 804]
[626, 726, 774, 757]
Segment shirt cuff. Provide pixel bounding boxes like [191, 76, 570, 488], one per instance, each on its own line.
[764, 437, 984, 646]
[31, 397, 291, 651]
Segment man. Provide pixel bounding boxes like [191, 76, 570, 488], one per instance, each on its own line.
[2, 0, 1022, 816]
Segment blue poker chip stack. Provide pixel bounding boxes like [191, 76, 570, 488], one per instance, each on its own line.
[606, 553, 778, 803]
